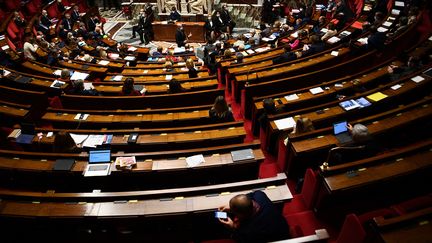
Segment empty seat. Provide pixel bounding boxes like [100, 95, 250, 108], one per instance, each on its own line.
[283, 168, 319, 215]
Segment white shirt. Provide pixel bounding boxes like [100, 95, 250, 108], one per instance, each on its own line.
[23, 42, 37, 60]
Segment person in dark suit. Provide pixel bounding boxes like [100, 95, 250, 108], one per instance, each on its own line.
[217, 191, 290, 243]
[261, 0, 276, 24]
[57, 0, 66, 13]
[301, 35, 325, 57]
[40, 10, 52, 28]
[220, 4, 236, 34]
[212, 11, 226, 34]
[272, 45, 297, 64]
[204, 14, 216, 41]
[169, 7, 181, 22]
[68, 79, 99, 96]
[175, 24, 191, 47]
[62, 13, 73, 31]
[87, 14, 100, 32]
[13, 11, 26, 28]
[71, 5, 81, 23]
[366, 26, 386, 51]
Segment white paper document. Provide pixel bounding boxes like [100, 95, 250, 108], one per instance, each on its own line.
[274, 117, 296, 130]
[391, 84, 402, 90]
[309, 87, 324, 95]
[74, 113, 89, 120]
[284, 94, 299, 101]
[98, 60, 110, 65]
[3, 70, 11, 76]
[70, 71, 89, 81]
[50, 80, 65, 88]
[128, 46, 137, 51]
[165, 75, 173, 81]
[70, 133, 89, 145]
[331, 51, 339, 56]
[82, 134, 105, 148]
[327, 36, 340, 44]
[186, 154, 205, 167]
[112, 75, 123, 81]
[377, 27, 388, 32]
[124, 56, 136, 61]
[382, 21, 392, 27]
[83, 83, 94, 90]
[395, 1, 404, 7]
[411, 76, 425, 83]
[391, 9, 400, 15]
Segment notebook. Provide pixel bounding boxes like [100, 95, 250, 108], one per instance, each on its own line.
[333, 121, 352, 144]
[15, 76, 32, 84]
[231, 149, 255, 162]
[15, 134, 35, 144]
[53, 159, 76, 171]
[88, 149, 111, 163]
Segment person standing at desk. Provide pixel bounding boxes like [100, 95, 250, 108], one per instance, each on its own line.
[175, 24, 192, 47]
[169, 7, 182, 22]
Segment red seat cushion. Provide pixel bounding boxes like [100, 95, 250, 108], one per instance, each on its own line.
[285, 211, 324, 236]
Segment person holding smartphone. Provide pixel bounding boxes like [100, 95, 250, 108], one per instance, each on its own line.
[216, 190, 290, 243]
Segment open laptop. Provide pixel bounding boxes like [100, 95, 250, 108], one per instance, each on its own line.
[88, 149, 111, 164]
[333, 121, 353, 144]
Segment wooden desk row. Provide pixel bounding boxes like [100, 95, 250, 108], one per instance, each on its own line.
[251, 60, 397, 132]
[59, 88, 225, 110]
[42, 109, 229, 129]
[0, 144, 263, 192]
[32, 126, 247, 153]
[269, 69, 432, 145]
[285, 97, 431, 177]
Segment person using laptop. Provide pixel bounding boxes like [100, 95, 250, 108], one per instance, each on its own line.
[327, 123, 379, 164]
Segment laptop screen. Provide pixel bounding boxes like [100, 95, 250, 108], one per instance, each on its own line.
[333, 121, 348, 135]
[89, 150, 111, 163]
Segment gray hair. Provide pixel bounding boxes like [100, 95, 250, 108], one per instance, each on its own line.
[352, 124, 370, 143]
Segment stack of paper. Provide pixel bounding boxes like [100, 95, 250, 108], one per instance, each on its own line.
[112, 75, 123, 81]
[82, 134, 105, 148]
[395, 1, 404, 7]
[74, 113, 89, 120]
[274, 117, 296, 130]
[70, 71, 89, 81]
[50, 80, 65, 88]
[377, 27, 388, 32]
[186, 154, 205, 167]
[382, 21, 392, 27]
[53, 70, 62, 76]
[124, 56, 136, 61]
[285, 94, 299, 101]
[98, 60, 110, 65]
[165, 75, 173, 81]
[411, 76, 425, 83]
[327, 36, 340, 44]
[128, 46, 137, 52]
[310, 87, 324, 95]
[391, 9, 400, 15]
[70, 133, 89, 145]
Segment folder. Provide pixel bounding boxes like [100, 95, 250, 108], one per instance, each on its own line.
[53, 159, 76, 171]
[367, 92, 388, 102]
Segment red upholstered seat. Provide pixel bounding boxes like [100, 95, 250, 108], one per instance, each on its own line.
[7, 27, 18, 41]
[331, 214, 365, 243]
[283, 168, 319, 215]
[49, 96, 64, 109]
[285, 211, 324, 237]
[46, 4, 60, 18]
[26, 1, 39, 17]
[7, 38, 17, 51]
[8, 22, 20, 35]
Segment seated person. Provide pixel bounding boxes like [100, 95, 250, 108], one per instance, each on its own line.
[321, 22, 337, 40]
[168, 79, 185, 93]
[366, 26, 386, 51]
[68, 79, 99, 96]
[272, 45, 297, 64]
[152, 46, 164, 58]
[300, 35, 325, 57]
[53, 131, 80, 153]
[119, 77, 142, 96]
[217, 191, 290, 242]
[164, 61, 174, 72]
[387, 55, 421, 81]
[186, 58, 198, 78]
[254, 98, 284, 135]
[209, 96, 234, 122]
[235, 52, 244, 64]
[169, 7, 181, 22]
[327, 123, 379, 164]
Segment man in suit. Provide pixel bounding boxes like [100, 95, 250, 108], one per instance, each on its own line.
[133, 11, 152, 45]
[71, 5, 81, 23]
[204, 14, 216, 41]
[175, 24, 191, 47]
[220, 4, 235, 34]
[62, 13, 73, 31]
[87, 14, 100, 32]
[212, 11, 226, 34]
[272, 45, 297, 64]
[40, 10, 52, 28]
[169, 7, 181, 22]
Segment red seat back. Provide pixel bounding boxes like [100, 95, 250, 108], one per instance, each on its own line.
[301, 168, 319, 210]
[336, 214, 366, 243]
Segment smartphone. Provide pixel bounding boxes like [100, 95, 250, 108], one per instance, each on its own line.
[215, 211, 228, 219]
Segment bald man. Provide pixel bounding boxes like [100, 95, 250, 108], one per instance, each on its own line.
[218, 191, 290, 243]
